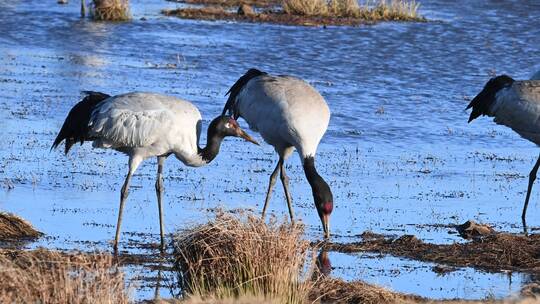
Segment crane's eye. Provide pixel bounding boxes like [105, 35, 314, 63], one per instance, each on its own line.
[225, 122, 231, 129]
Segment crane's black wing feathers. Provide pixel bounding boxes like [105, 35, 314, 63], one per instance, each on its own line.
[222, 68, 267, 119]
[466, 75, 514, 123]
[52, 91, 110, 155]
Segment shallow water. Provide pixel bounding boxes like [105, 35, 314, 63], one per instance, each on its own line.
[1, 0, 540, 300]
[330, 252, 527, 300]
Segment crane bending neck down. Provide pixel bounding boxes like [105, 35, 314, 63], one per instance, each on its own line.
[303, 156, 333, 238]
[222, 68, 334, 239]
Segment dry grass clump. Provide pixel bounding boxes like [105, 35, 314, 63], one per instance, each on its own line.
[312, 278, 423, 304]
[173, 213, 312, 303]
[0, 212, 42, 240]
[368, 0, 421, 21]
[92, 0, 130, 21]
[282, 0, 424, 20]
[282, 0, 328, 16]
[0, 248, 129, 303]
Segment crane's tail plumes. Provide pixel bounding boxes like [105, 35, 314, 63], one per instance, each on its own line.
[52, 91, 110, 155]
[222, 68, 267, 118]
[466, 75, 514, 123]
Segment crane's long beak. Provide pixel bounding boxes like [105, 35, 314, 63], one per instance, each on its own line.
[322, 214, 330, 239]
[237, 128, 259, 145]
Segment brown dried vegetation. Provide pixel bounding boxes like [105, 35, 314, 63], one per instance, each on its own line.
[0, 248, 129, 303]
[0, 212, 42, 240]
[162, 7, 375, 26]
[170, 0, 279, 8]
[172, 213, 421, 304]
[92, 0, 130, 21]
[162, 0, 426, 26]
[312, 278, 425, 304]
[173, 213, 312, 303]
[327, 232, 540, 273]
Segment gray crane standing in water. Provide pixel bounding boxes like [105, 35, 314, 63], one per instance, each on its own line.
[52, 91, 258, 252]
[467, 74, 540, 232]
[222, 69, 334, 238]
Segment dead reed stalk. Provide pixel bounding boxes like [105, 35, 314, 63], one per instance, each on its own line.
[0, 248, 129, 304]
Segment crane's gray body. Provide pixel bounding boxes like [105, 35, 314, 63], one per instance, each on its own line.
[89, 92, 206, 167]
[489, 81, 540, 146]
[235, 75, 330, 160]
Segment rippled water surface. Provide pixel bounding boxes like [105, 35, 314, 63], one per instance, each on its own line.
[1, 0, 540, 300]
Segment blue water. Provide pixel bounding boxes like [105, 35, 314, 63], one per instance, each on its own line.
[0, 0, 539, 300]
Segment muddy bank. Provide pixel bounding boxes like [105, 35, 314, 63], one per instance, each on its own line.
[0, 212, 42, 241]
[147, 278, 425, 304]
[162, 7, 378, 26]
[161, 4, 426, 27]
[166, 0, 278, 8]
[326, 231, 540, 273]
[312, 278, 425, 304]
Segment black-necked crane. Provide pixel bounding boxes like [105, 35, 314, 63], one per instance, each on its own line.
[222, 69, 333, 238]
[466, 75, 540, 231]
[52, 91, 258, 251]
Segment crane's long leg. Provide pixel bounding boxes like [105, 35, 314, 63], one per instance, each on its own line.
[155, 156, 166, 251]
[261, 160, 281, 219]
[522, 153, 540, 234]
[114, 156, 142, 253]
[81, 0, 86, 17]
[279, 159, 295, 224]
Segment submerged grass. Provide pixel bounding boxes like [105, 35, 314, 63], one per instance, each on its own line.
[0, 248, 129, 303]
[172, 212, 421, 303]
[92, 0, 130, 21]
[0, 211, 42, 240]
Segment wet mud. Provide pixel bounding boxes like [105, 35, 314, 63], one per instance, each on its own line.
[162, 5, 426, 27]
[326, 231, 540, 274]
[162, 7, 381, 26]
[166, 0, 279, 8]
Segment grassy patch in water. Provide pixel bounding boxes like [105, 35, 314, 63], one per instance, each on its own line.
[173, 213, 312, 303]
[162, 0, 426, 26]
[283, 0, 423, 21]
[171, 212, 421, 303]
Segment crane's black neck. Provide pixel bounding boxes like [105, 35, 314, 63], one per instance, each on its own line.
[303, 156, 332, 199]
[197, 124, 224, 164]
